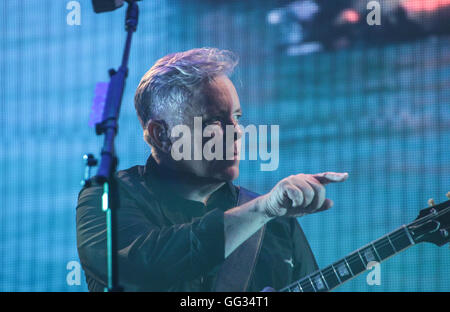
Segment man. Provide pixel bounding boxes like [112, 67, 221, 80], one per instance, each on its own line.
[76, 47, 348, 292]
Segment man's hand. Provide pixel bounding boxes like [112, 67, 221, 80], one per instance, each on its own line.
[223, 172, 348, 257]
[260, 172, 349, 218]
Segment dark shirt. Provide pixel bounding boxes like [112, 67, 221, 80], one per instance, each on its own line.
[76, 156, 318, 291]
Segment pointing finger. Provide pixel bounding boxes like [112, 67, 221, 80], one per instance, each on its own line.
[313, 172, 348, 185]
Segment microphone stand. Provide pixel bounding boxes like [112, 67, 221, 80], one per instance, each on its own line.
[84, 0, 139, 292]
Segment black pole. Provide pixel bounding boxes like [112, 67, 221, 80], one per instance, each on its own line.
[93, 0, 139, 292]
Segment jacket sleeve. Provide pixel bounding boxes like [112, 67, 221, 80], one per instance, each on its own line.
[291, 218, 319, 280]
[75, 181, 225, 291]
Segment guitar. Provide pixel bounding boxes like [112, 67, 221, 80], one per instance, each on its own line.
[275, 193, 450, 292]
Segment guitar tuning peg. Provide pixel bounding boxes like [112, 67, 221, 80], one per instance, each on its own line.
[428, 198, 436, 207]
[446, 192, 450, 200]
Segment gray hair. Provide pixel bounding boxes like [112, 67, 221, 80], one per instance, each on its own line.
[134, 47, 239, 144]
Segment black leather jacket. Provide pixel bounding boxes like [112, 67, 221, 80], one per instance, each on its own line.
[76, 156, 318, 291]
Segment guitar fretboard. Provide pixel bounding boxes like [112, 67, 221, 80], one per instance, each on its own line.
[279, 225, 415, 292]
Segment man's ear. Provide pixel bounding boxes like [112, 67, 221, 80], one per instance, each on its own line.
[146, 120, 171, 154]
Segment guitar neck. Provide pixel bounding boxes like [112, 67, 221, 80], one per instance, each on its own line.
[279, 224, 416, 292]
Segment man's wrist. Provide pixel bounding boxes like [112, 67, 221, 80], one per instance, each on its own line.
[253, 195, 278, 221]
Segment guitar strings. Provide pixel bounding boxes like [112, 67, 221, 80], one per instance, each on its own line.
[280, 227, 411, 292]
[281, 204, 450, 292]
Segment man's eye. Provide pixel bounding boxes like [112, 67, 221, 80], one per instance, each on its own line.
[233, 114, 242, 122]
[206, 118, 221, 125]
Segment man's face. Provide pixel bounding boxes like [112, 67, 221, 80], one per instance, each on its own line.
[170, 74, 242, 182]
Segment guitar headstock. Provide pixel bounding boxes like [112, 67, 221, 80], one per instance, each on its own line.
[408, 192, 450, 246]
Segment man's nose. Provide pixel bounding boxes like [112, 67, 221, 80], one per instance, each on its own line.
[227, 119, 242, 141]
[234, 123, 243, 141]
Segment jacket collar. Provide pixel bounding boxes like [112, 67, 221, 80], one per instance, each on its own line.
[142, 155, 238, 222]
